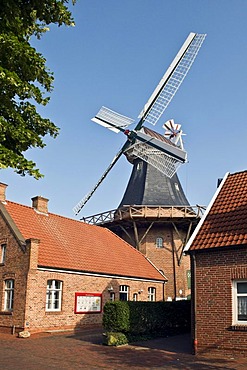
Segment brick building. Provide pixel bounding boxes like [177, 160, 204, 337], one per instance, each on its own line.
[0, 183, 166, 334]
[185, 170, 247, 356]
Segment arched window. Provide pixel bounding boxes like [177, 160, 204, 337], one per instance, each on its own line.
[133, 293, 138, 301]
[1, 244, 6, 264]
[156, 237, 163, 248]
[4, 279, 14, 311]
[109, 292, 115, 302]
[46, 280, 63, 311]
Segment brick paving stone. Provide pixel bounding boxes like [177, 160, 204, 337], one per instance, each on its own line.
[0, 330, 246, 370]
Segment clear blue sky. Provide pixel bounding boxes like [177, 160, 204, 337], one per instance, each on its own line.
[1, 0, 247, 218]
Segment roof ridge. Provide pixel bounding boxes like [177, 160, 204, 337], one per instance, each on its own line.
[5, 199, 94, 227]
[229, 169, 247, 176]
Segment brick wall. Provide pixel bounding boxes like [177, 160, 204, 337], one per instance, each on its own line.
[193, 248, 247, 356]
[24, 271, 164, 333]
[117, 224, 191, 300]
[0, 216, 29, 333]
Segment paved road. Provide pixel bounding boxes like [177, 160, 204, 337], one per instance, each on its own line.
[0, 329, 246, 369]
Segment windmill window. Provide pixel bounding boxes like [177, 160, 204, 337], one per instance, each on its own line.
[175, 183, 180, 191]
[156, 237, 164, 248]
[148, 287, 156, 302]
[137, 162, 142, 171]
[119, 285, 129, 301]
[233, 281, 247, 324]
[4, 279, 14, 311]
[46, 280, 63, 312]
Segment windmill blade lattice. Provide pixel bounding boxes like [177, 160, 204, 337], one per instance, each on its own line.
[92, 106, 135, 133]
[139, 33, 206, 126]
[126, 142, 184, 178]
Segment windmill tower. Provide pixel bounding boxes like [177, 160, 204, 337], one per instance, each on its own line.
[74, 33, 206, 300]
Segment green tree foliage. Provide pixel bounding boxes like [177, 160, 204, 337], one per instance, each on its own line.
[0, 1, 76, 179]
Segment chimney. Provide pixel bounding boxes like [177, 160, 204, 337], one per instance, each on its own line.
[31, 196, 49, 214]
[0, 183, 8, 202]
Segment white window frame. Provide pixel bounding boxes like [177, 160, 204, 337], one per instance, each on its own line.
[133, 293, 138, 301]
[232, 280, 247, 325]
[4, 279, 14, 311]
[46, 280, 62, 312]
[148, 287, 156, 302]
[156, 237, 164, 248]
[119, 285, 129, 301]
[0, 244, 6, 264]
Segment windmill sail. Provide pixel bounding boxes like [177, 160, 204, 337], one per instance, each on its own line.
[92, 106, 135, 133]
[73, 142, 130, 215]
[138, 33, 206, 126]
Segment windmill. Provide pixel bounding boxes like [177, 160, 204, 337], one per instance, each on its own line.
[73, 32, 206, 216]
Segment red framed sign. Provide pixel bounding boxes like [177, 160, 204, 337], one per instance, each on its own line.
[74, 292, 102, 314]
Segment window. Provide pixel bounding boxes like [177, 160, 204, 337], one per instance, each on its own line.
[148, 287, 156, 302]
[156, 237, 163, 248]
[137, 162, 142, 171]
[119, 285, 129, 301]
[46, 280, 62, 311]
[233, 281, 247, 324]
[0, 244, 6, 264]
[133, 293, 138, 301]
[186, 270, 191, 289]
[109, 292, 115, 302]
[4, 279, 14, 311]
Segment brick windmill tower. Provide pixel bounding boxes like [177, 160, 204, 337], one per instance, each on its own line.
[74, 33, 206, 300]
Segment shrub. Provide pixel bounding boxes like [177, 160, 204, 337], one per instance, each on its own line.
[103, 332, 128, 346]
[103, 300, 191, 339]
[103, 301, 130, 332]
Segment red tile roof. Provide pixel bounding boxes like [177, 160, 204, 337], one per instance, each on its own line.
[189, 171, 247, 251]
[3, 200, 165, 281]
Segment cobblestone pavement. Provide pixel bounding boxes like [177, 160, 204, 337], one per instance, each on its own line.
[0, 329, 247, 370]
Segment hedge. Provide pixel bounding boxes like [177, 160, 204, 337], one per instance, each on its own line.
[103, 300, 190, 338]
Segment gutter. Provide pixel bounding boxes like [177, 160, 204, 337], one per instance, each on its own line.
[191, 252, 197, 355]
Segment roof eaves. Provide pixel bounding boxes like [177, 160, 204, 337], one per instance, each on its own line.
[37, 266, 166, 283]
[184, 172, 230, 253]
[0, 202, 26, 250]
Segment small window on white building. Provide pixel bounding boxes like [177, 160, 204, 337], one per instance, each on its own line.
[119, 285, 129, 301]
[4, 279, 14, 311]
[156, 237, 163, 248]
[0, 244, 6, 264]
[148, 287, 156, 302]
[46, 280, 62, 311]
[233, 281, 247, 324]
